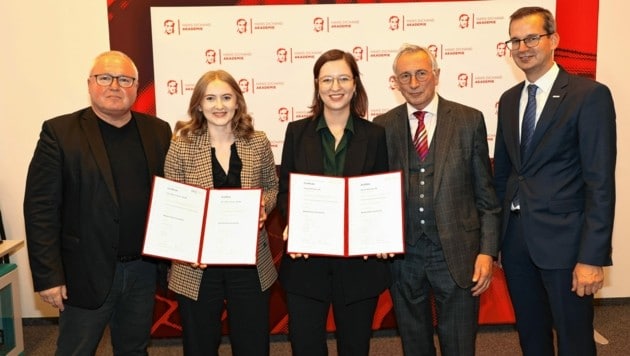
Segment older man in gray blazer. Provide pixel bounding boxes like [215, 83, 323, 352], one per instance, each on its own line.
[373, 44, 501, 356]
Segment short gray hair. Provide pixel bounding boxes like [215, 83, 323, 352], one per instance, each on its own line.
[392, 43, 439, 74]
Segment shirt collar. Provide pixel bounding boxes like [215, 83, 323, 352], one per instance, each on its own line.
[407, 93, 439, 121]
[315, 114, 355, 134]
[526, 62, 559, 93]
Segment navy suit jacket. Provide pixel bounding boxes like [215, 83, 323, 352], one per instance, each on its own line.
[277, 116, 391, 303]
[493, 67, 616, 269]
[24, 107, 172, 309]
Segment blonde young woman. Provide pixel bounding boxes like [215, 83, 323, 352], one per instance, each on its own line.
[165, 70, 278, 356]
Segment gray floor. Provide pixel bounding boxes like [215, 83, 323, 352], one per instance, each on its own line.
[23, 301, 630, 355]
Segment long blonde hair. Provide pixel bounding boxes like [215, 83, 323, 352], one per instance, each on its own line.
[174, 70, 254, 140]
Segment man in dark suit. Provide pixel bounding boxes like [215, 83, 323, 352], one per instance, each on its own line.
[24, 50, 172, 355]
[373, 44, 500, 356]
[493, 7, 616, 356]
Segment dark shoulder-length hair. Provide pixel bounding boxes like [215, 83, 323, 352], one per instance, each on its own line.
[309, 49, 368, 119]
[174, 69, 254, 140]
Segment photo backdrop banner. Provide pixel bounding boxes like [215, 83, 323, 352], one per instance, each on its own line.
[151, 0, 554, 161]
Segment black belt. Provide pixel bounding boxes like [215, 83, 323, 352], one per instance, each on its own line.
[117, 255, 142, 263]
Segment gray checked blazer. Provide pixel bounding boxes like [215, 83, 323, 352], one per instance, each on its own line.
[373, 97, 501, 288]
[165, 128, 279, 300]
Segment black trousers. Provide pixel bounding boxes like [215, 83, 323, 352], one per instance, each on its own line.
[286, 290, 378, 356]
[176, 266, 271, 356]
[57, 259, 157, 355]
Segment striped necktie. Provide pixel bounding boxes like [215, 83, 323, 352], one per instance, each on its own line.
[413, 111, 428, 161]
[520, 84, 538, 158]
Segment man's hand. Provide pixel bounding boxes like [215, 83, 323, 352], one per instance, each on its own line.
[471, 254, 493, 296]
[572, 263, 604, 297]
[39, 285, 67, 311]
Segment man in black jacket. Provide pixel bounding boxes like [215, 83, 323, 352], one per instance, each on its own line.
[24, 50, 172, 355]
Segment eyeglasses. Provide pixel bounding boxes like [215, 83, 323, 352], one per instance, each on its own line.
[504, 33, 553, 50]
[318, 75, 354, 89]
[92, 74, 136, 88]
[397, 70, 431, 84]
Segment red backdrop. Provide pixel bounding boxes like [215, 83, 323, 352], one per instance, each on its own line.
[105, 0, 599, 338]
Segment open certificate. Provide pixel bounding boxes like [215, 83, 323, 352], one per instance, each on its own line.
[287, 171, 404, 256]
[142, 176, 261, 265]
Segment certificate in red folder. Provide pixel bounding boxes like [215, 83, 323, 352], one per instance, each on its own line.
[142, 176, 261, 265]
[287, 171, 404, 256]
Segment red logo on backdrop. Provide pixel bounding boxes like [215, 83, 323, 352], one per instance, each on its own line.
[239, 78, 249, 93]
[352, 46, 364, 61]
[167, 80, 178, 95]
[458, 73, 469, 88]
[164, 19, 175, 35]
[278, 107, 290, 122]
[476, 15, 504, 26]
[205, 49, 217, 64]
[496, 42, 507, 57]
[427, 44, 440, 59]
[368, 48, 396, 60]
[474, 74, 501, 86]
[223, 51, 251, 62]
[388, 75, 398, 90]
[388, 15, 400, 31]
[313, 17, 325, 32]
[236, 18, 248, 34]
[276, 48, 288, 63]
[293, 49, 320, 62]
[459, 13, 470, 29]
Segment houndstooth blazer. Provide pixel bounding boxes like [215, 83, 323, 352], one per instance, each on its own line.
[165, 128, 279, 300]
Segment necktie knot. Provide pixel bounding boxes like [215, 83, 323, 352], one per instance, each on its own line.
[413, 110, 426, 122]
[527, 84, 538, 97]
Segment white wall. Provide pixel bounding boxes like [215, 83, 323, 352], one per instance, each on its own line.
[597, 0, 630, 298]
[0, 0, 628, 318]
[0, 1, 110, 318]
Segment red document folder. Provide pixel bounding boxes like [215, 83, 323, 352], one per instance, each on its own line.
[142, 176, 261, 265]
[287, 171, 404, 257]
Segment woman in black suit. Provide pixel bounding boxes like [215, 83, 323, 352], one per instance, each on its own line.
[277, 49, 391, 356]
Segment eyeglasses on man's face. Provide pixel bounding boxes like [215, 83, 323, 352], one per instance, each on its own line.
[92, 74, 136, 88]
[397, 70, 431, 84]
[504, 33, 553, 50]
[318, 75, 354, 89]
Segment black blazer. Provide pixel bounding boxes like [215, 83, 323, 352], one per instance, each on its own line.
[493, 67, 616, 268]
[24, 107, 172, 309]
[277, 116, 391, 303]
